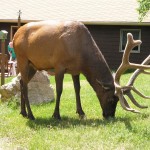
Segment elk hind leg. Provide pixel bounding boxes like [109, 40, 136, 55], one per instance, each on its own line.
[20, 63, 37, 120]
[20, 79, 27, 117]
[26, 64, 37, 120]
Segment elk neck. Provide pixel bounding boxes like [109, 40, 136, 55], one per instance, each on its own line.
[82, 45, 115, 96]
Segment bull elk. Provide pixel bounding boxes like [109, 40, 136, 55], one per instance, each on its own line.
[13, 20, 150, 120]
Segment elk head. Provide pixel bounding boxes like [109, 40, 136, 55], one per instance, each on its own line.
[114, 33, 150, 113]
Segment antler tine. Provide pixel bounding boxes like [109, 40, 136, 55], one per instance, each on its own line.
[115, 33, 150, 113]
[125, 91, 148, 108]
[123, 86, 149, 109]
[127, 55, 150, 86]
[132, 86, 150, 99]
[122, 33, 142, 65]
[115, 33, 142, 94]
[118, 92, 140, 113]
[124, 55, 150, 108]
[115, 33, 142, 87]
[129, 54, 150, 70]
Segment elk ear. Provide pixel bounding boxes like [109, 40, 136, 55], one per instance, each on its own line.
[96, 79, 113, 90]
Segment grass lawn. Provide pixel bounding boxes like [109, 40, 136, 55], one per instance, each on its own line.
[0, 73, 150, 150]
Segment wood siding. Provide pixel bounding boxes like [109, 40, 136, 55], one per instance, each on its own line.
[87, 25, 150, 69]
[0, 23, 150, 69]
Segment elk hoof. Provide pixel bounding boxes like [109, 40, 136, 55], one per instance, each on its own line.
[20, 111, 27, 118]
[79, 114, 86, 120]
[76, 110, 85, 119]
[52, 113, 61, 120]
[27, 114, 35, 120]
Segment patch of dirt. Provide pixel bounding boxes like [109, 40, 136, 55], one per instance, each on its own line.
[0, 137, 12, 150]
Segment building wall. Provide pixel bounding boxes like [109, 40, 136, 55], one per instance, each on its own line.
[87, 25, 150, 69]
[0, 23, 150, 69]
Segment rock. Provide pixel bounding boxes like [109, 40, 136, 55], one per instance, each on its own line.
[0, 71, 54, 104]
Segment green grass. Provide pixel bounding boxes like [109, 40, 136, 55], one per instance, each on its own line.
[0, 73, 150, 150]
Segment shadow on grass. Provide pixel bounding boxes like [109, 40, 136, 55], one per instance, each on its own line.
[26, 113, 149, 130]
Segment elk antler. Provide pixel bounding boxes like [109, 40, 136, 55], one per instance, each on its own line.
[114, 33, 150, 113]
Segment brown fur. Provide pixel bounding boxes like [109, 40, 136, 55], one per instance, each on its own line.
[13, 20, 118, 120]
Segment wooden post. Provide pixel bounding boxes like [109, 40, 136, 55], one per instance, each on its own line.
[0, 30, 8, 86]
[1, 39, 6, 85]
[18, 10, 22, 29]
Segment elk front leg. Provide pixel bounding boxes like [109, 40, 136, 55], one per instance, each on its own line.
[52, 70, 65, 120]
[72, 75, 85, 119]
